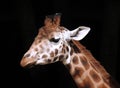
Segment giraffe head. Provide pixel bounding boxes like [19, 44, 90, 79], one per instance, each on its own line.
[20, 13, 90, 68]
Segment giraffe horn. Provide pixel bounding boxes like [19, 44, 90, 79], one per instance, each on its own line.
[53, 13, 62, 26]
[44, 15, 53, 27]
[44, 13, 62, 29]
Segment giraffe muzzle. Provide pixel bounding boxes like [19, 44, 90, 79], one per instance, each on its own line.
[20, 57, 36, 68]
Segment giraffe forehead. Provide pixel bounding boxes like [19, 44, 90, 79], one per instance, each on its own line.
[38, 27, 70, 40]
[49, 31, 62, 38]
[48, 31, 70, 41]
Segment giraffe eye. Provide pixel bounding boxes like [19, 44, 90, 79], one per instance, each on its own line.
[50, 38, 60, 43]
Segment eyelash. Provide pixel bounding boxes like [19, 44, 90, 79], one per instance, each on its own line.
[50, 38, 60, 43]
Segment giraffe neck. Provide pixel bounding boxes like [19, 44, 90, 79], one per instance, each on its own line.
[64, 40, 115, 88]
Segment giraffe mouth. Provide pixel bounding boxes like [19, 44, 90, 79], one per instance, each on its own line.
[24, 62, 36, 68]
[20, 57, 37, 68]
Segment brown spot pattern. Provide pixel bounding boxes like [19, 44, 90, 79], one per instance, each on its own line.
[53, 57, 58, 62]
[39, 45, 43, 49]
[98, 84, 107, 88]
[72, 56, 79, 64]
[55, 49, 58, 55]
[66, 46, 69, 52]
[73, 67, 84, 78]
[89, 70, 101, 83]
[50, 51, 54, 57]
[63, 44, 66, 48]
[80, 55, 90, 70]
[42, 54, 48, 58]
[62, 48, 66, 53]
[78, 76, 95, 88]
[47, 59, 51, 62]
[59, 55, 64, 61]
[38, 40, 41, 43]
[34, 48, 38, 51]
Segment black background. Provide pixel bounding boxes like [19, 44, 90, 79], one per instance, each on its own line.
[1, 0, 120, 88]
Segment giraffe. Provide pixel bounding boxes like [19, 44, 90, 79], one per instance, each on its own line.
[20, 13, 120, 88]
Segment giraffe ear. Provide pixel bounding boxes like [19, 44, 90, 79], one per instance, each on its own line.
[70, 26, 90, 40]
